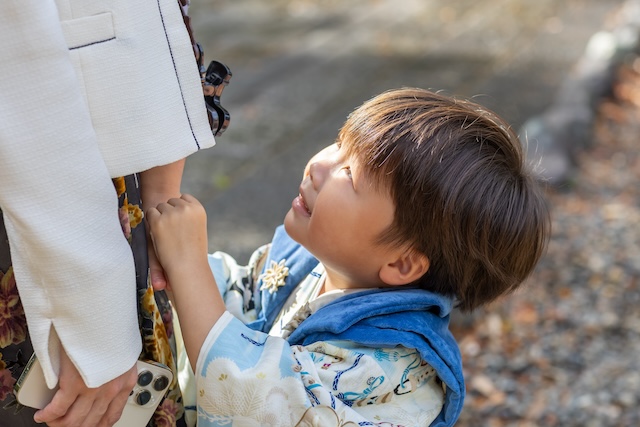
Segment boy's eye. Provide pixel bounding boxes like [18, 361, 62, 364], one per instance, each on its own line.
[342, 166, 352, 179]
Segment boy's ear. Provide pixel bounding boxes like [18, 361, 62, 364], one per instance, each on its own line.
[379, 250, 430, 286]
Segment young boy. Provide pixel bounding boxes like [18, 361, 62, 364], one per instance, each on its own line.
[147, 88, 550, 426]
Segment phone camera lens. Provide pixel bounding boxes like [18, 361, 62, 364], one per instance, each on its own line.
[137, 370, 153, 387]
[153, 375, 170, 391]
[135, 390, 152, 406]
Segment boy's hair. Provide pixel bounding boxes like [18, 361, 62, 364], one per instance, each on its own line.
[339, 88, 550, 311]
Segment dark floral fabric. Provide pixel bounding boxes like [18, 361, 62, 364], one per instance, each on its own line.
[0, 174, 186, 426]
[0, 208, 31, 422]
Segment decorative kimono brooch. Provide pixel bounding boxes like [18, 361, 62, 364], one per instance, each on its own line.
[259, 259, 289, 294]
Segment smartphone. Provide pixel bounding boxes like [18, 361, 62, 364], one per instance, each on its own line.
[14, 354, 173, 427]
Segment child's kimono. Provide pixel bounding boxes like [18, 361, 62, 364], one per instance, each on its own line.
[190, 225, 464, 426]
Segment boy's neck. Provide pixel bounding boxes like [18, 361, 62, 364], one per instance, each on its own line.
[320, 270, 345, 295]
[320, 267, 378, 295]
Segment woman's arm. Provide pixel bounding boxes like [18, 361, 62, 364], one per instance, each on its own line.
[0, 2, 140, 425]
[140, 158, 186, 291]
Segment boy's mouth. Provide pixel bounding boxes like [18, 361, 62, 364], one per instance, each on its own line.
[299, 193, 311, 215]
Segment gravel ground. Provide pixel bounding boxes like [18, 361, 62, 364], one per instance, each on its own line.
[451, 54, 640, 427]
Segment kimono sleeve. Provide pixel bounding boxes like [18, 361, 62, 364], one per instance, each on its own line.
[207, 244, 270, 324]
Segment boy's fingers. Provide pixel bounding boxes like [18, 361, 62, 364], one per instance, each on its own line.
[164, 197, 185, 207]
[164, 194, 199, 209]
[181, 193, 197, 203]
[145, 207, 161, 221]
[154, 201, 177, 213]
[154, 194, 197, 209]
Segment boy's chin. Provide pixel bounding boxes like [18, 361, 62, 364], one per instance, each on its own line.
[283, 212, 303, 244]
[283, 211, 294, 234]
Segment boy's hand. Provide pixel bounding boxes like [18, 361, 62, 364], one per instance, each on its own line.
[147, 194, 224, 370]
[146, 194, 209, 279]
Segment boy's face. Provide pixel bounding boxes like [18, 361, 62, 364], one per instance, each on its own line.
[284, 142, 397, 288]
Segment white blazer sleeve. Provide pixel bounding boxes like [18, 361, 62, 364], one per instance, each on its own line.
[0, 1, 141, 388]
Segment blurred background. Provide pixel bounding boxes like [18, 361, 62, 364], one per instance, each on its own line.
[184, 1, 640, 425]
[186, 0, 622, 259]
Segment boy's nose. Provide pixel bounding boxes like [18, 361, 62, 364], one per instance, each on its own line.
[308, 161, 325, 189]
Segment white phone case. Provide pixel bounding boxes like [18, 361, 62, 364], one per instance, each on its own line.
[14, 355, 173, 427]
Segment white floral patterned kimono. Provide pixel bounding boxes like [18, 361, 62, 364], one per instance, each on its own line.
[178, 226, 465, 427]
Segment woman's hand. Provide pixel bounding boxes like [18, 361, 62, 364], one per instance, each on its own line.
[34, 349, 137, 427]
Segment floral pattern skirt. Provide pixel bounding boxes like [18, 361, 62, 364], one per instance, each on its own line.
[0, 174, 186, 426]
